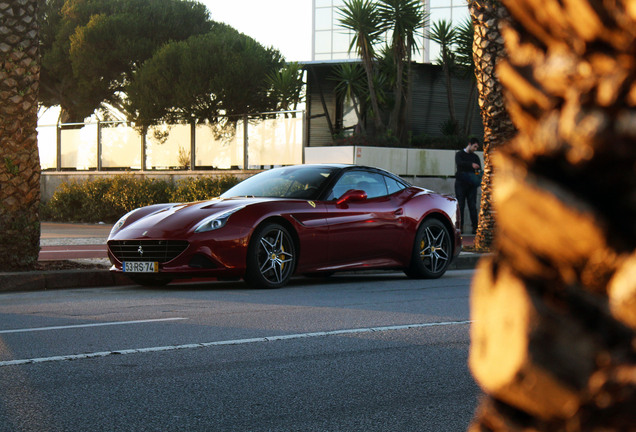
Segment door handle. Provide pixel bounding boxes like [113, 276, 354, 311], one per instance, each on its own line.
[394, 208, 403, 216]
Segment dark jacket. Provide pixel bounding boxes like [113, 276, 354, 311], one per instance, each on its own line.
[455, 150, 481, 185]
[455, 150, 481, 174]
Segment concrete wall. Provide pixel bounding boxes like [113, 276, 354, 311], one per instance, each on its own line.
[304, 145, 483, 180]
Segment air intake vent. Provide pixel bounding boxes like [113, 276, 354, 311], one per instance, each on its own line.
[108, 240, 189, 263]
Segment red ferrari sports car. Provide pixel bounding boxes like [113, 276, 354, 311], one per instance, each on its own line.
[107, 164, 461, 288]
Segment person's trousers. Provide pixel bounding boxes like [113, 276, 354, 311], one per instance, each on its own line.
[455, 180, 478, 233]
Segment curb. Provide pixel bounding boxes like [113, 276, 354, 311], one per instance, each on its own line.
[0, 270, 130, 293]
[450, 252, 486, 271]
[0, 253, 486, 293]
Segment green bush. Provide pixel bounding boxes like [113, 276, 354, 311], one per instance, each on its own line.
[171, 175, 240, 202]
[102, 176, 173, 221]
[41, 180, 89, 222]
[42, 175, 240, 223]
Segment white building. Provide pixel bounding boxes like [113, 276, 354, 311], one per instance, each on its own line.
[312, 0, 470, 63]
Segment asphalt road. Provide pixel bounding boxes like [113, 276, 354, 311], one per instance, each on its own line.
[0, 270, 480, 432]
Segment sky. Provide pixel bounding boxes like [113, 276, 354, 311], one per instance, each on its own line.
[200, 0, 313, 62]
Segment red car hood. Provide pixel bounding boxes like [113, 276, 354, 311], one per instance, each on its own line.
[110, 197, 266, 240]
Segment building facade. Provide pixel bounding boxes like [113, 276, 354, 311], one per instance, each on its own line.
[312, 0, 470, 63]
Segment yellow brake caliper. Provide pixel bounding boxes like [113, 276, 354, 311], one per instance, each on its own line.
[279, 245, 285, 271]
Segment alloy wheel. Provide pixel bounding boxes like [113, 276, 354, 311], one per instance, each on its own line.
[249, 224, 296, 288]
[258, 229, 293, 284]
[419, 223, 450, 274]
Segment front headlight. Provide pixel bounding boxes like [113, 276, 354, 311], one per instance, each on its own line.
[110, 209, 137, 236]
[194, 206, 245, 233]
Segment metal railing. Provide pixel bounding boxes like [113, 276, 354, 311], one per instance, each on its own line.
[37, 111, 306, 171]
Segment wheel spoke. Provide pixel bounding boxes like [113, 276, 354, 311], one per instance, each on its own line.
[419, 226, 449, 273]
[260, 237, 275, 254]
[270, 261, 283, 283]
[257, 229, 294, 284]
[279, 251, 293, 263]
[273, 230, 284, 250]
[259, 258, 274, 274]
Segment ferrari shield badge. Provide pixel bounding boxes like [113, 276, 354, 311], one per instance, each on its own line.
[308, 201, 316, 208]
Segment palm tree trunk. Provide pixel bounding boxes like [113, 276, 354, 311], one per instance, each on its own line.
[462, 80, 476, 136]
[390, 54, 404, 136]
[361, 49, 384, 133]
[0, 0, 41, 270]
[469, 0, 516, 251]
[401, 44, 414, 142]
[469, 0, 636, 429]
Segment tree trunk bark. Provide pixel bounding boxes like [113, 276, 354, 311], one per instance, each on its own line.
[0, 0, 41, 270]
[469, 0, 517, 251]
[468, 0, 636, 430]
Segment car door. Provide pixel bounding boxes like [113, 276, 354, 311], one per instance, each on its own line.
[322, 170, 407, 268]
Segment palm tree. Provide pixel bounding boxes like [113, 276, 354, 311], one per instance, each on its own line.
[0, 0, 41, 270]
[454, 17, 477, 136]
[266, 62, 305, 116]
[468, 1, 516, 252]
[428, 19, 458, 132]
[377, 0, 425, 138]
[468, 0, 635, 429]
[337, 0, 386, 133]
[331, 63, 367, 134]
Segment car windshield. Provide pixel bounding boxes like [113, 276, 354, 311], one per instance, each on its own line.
[220, 166, 337, 199]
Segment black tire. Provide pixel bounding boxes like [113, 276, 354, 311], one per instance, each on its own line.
[405, 218, 452, 279]
[128, 275, 172, 286]
[244, 223, 296, 289]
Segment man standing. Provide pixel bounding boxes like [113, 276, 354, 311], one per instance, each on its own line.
[455, 138, 482, 234]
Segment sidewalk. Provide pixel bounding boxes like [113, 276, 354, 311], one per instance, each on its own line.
[39, 222, 111, 263]
[0, 223, 485, 292]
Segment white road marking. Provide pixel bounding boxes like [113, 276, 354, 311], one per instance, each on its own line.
[0, 320, 471, 367]
[0, 318, 187, 334]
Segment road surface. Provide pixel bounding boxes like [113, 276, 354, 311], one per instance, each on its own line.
[0, 270, 480, 431]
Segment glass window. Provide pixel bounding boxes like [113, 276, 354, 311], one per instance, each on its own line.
[312, 1, 464, 63]
[222, 166, 336, 199]
[314, 30, 333, 54]
[430, 0, 450, 8]
[333, 5, 347, 23]
[430, 8, 452, 23]
[315, 7, 332, 31]
[430, 0, 468, 8]
[327, 171, 388, 200]
[384, 176, 407, 195]
[314, 53, 334, 61]
[333, 29, 353, 55]
[452, 6, 470, 21]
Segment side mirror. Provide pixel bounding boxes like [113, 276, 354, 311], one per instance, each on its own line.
[337, 189, 367, 205]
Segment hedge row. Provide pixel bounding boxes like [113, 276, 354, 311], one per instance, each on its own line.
[41, 175, 241, 223]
